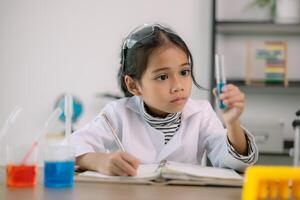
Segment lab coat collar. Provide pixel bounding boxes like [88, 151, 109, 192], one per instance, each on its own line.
[125, 96, 145, 118]
[125, 96, 202, 161]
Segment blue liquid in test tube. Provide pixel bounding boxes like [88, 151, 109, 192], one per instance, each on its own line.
[215, 54, 227, 110]
[44, 160, 74, 188]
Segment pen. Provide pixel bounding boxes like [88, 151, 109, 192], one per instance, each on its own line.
[215, 54, 227, 110]
[101, 113, 126, 152]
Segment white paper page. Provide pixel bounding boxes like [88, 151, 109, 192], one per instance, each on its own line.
[79, 164, 159, 180]
[164, 161, 242, 180]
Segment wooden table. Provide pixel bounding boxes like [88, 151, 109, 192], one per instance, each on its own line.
[0, 167, 242, 200]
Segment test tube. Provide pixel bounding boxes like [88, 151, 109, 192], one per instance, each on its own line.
[64, 94, 73, 143]
[215, 54, 227, 110]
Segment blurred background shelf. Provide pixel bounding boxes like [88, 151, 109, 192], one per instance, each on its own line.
[216, 21, 300, 35]
[212, 0, 300, 166]
[256, 140, 294, 166]
[227, 80, 300, 94]
[256, 153, 293, 165]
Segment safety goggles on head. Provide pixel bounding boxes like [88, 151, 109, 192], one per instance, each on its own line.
[121, 23, 177, 71]
[123, 23, 177, 50]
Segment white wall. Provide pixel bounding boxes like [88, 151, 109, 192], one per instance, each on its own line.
[0, 0, 212, 146]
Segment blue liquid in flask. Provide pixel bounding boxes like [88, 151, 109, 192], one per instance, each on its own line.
[44, 160, 75, 188]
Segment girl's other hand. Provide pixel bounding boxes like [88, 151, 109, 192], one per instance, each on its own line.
[102, 151, 140, 176]
[213, 84, 245, 124]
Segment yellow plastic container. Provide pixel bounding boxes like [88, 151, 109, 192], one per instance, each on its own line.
[242, 166, 300, 200]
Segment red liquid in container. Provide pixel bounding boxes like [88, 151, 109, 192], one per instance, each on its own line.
[6, 164, 37, 187]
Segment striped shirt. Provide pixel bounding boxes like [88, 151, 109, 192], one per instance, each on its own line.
[142, 103, 181, 144]
[226, 134, 257, 164]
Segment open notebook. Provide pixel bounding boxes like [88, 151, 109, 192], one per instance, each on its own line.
[75, 161, 243, 187]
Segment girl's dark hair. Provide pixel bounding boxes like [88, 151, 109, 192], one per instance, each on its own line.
[118, 25, 204, 97]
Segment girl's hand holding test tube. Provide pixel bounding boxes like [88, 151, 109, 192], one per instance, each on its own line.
[214, 54, 245, 125]
[214, 54, 247, 156]
[215, 84, 245, 124]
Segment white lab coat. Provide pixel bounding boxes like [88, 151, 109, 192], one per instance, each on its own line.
[70, 96, 258, 172]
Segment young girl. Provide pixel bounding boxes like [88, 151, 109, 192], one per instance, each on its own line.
[70, 23, 258, 176]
